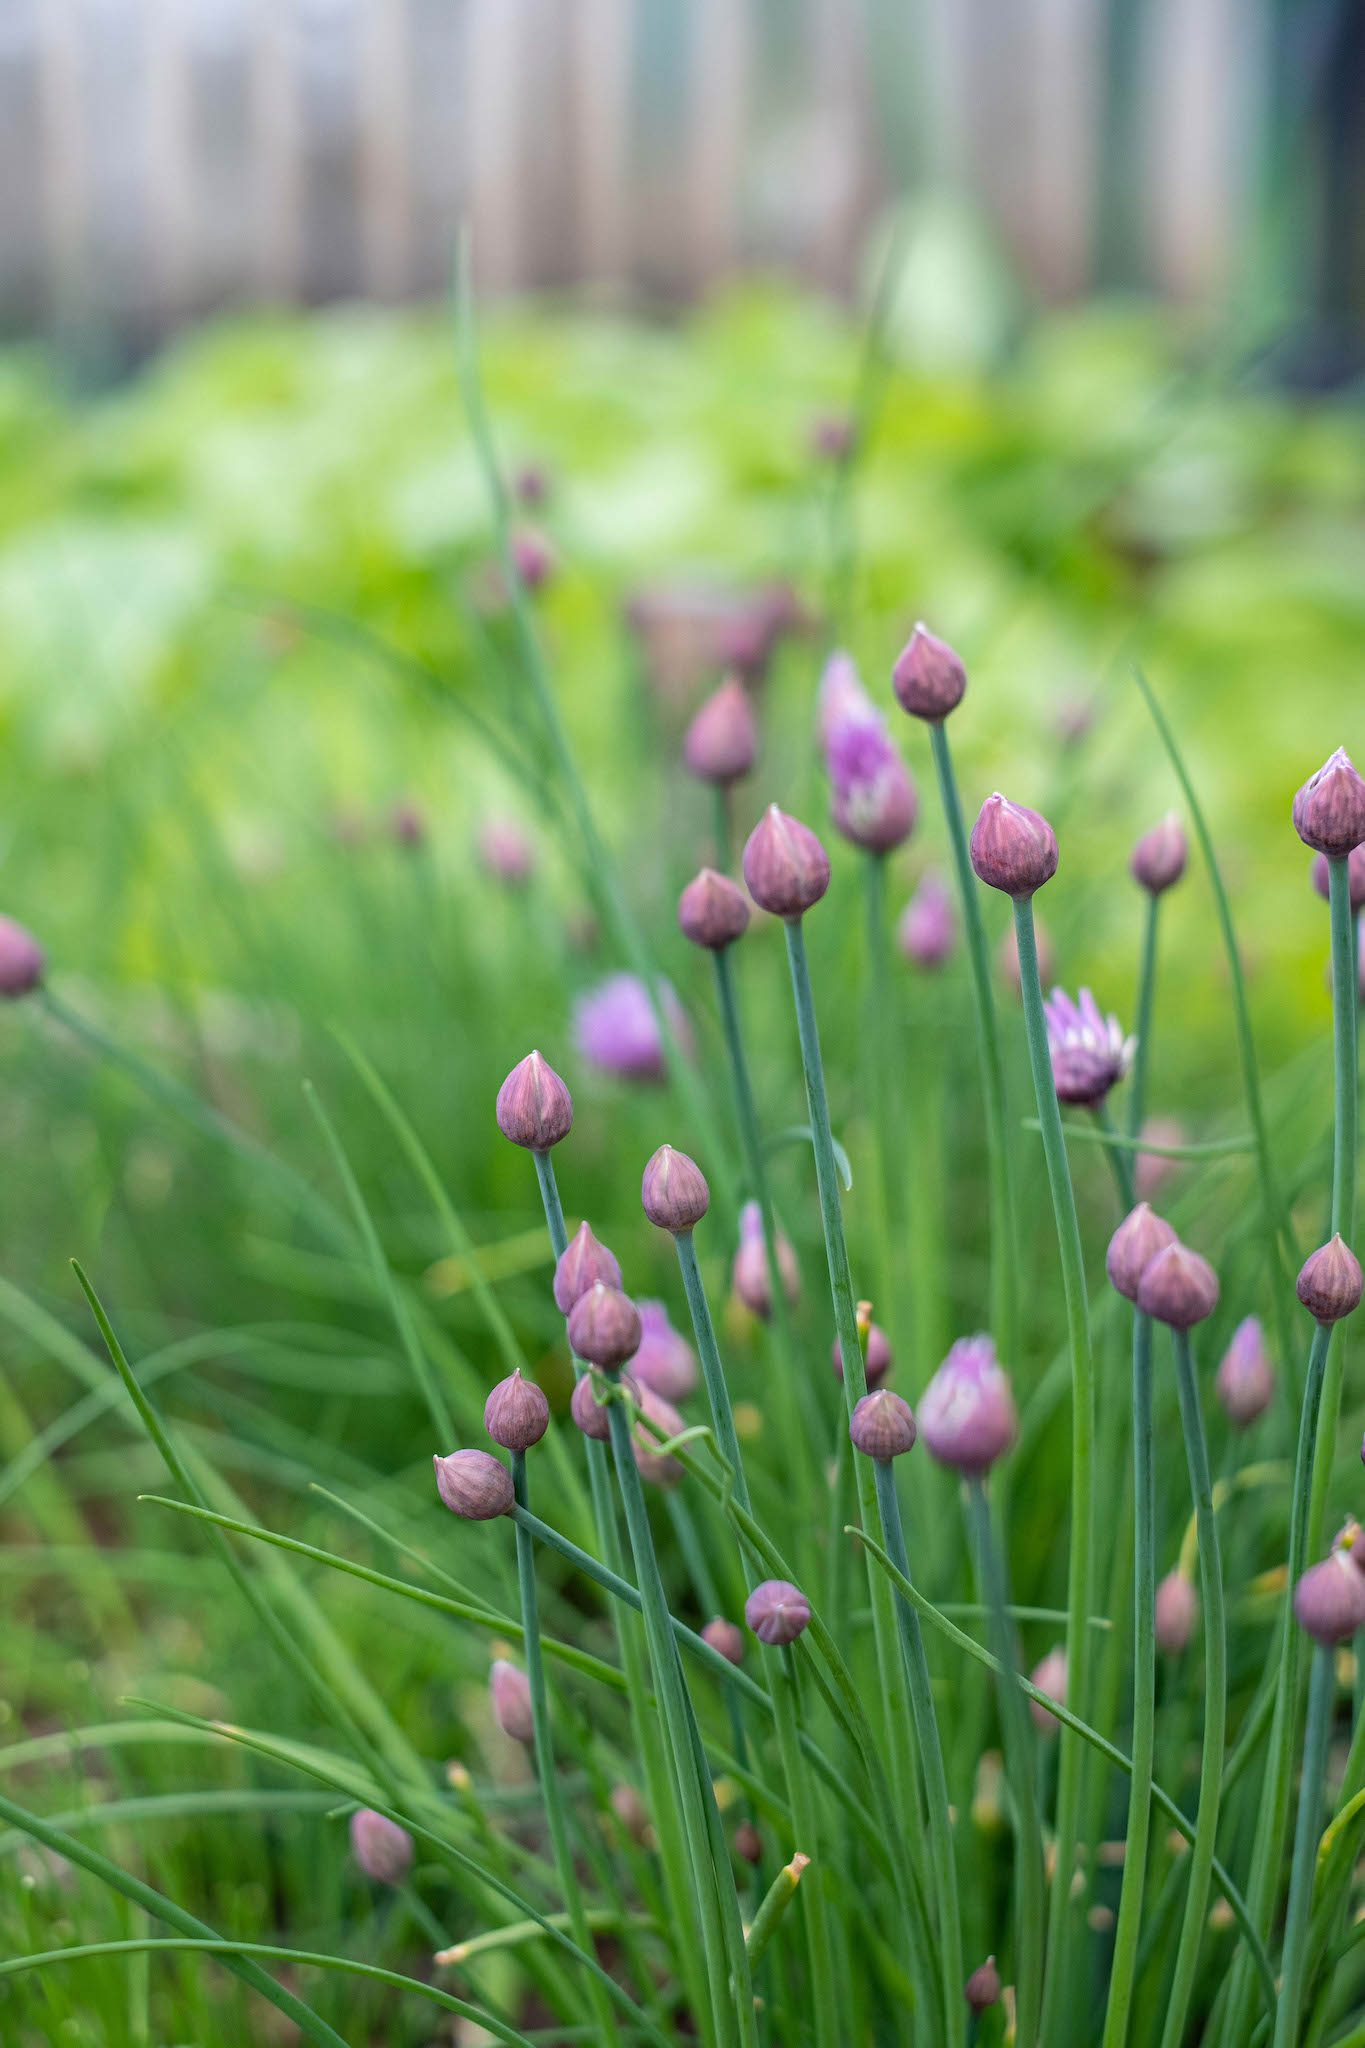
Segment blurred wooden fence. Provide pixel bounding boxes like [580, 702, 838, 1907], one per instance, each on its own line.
[3, 0, 1258, 345]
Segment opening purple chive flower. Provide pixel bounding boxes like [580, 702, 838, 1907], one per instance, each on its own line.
[918, 1334, 1018, 1475]
[1215, 1316, 1275, 1427]
[817, 652, 918, 853]
[964, 1957, 1002, 2014]
[1296, 1234, 1364, 1324]
[433, 1449, 515, 1520]
[496, 1051, 573, 1152]
[891, 623, 967, 723]
[1293, 748, 1365, 858]
[1042, 986, 1135, 1106]
[742, 805, 831, 919]
[683, 677, 757, 786]
[350, 1808, 413, 1885]
[476, 818, 535, 886]
[701, 1617, 745, 1666]
[641, 1144, 710, 1234]
[849, 1388, 917, 1461]
[1293, 1522, 1365, 1643]
[898, 873, 957, 969]
[630, 1299, 698, 1402]
[567, 1283, 642, 1370]
[969, 794, 1058, 898]
[511, 527, 555, 592]
[831, 1322, 892, 1387]
[1129, 813, 1188, 896]
[489, 1658, 534, 1742]
[553, 1221, 622, 1315]
[631, 1382, 686, 1488]
[1155, 1570, 1199, 1655]
[732, 1200, 799, 1318]
[1134, 1241, 1219, 1328]
[678, 868, 750, 951]
[484, 1370, 550, 1452]
[1028, 1647, 1067, 1734]
[1311, 846, 1365, 912]
[0, 917, 44, 998]
[745, 1578, 811, 1646]
[573, 973, 691, 1084]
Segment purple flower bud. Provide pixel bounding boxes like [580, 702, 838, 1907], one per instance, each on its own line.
[567, 1283, 642, 1370]
[484, 1370, 549, 1452]
[918, 1334, 1017, 1475]
[742, 805, 831, 919]
[683, 678, 757, 787]
[389, 799, 425, 848]
[678, 868, 750, 951]
[477, 817, 535, 886]
[998, 915, 1055, 997]
[641, 1144, 710, 1234]
[350, 1808, 413, 1885]
[734, 1820, 764, 1864]
[1044, 987, 1135, 1106]
[745, 1578, 811, 1646]
[1294, 1523, 1365, 1644]
[831, 1322, 893, 1388]
[1135, 1242, 1219, 1329]
[969, 794, 1059, 898]
[898, 874, 957, 969]
[810, 412, 855, 463]
[701, 1617, 745, 1666]
[1296, 1235, 1364, 1324]
[1215, 1316, 1275, 1428]
[571, 1368, 631, 1441]
[892, 623, 967, 723]
[632, 1382, 685, 1487]
[0, 918, 44, 998]
[511, 528, 555, 592]
[849, 1388, 917, 1461]
[1293, 748, 1365, 858]
[732, 1200, 799, 1319]
[553, 1222, 623, 1315]
[1155, 1571, 1199, 1655]
[1311, 847, 1365, 912]
[489, 1658, 534, 1743]
[964, 1957, 1002, 2014]
[1130, 813, 1188, 896]
[1029, 1647, 1067, 1734]
[574, 974, 691, 1084]
[433, 1448, 514, 1520]
[1106, 1204, 1178, 1302]
[631, 1299, 698, 1402]
[496, 1051, 573, 1152]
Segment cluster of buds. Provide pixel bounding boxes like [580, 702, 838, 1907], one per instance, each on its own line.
[1106, 1205, 1219, 1328]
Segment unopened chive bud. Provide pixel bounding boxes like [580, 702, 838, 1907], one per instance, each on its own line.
[1293, 748, 1365, 858]
[1293, 1522, 1365, 1644]
[1215, 1316, 1275, 1427]
[1155, 1570, 1199, 1655]
[1130, 813, 1188, 895]
[891, 623, 967, 723]
[831, 1322, 893, 1387]
[964, 1956, 1002, 2014]
[350, 1808, 413, 1885]
[969, 793, 1058, 897]
[433, 1448, 514, 1520]
[484, 1370, 549, 1452]
[1106, 1203, 1178, 1303]
[918, 1335, 1017, 1475]
[898, 873, 957, 969]
[1028, 1647, 1067, 1735]
[0, 917, 44, 998]
[745, 1578, 811, 1647]
[678, 868, 750, 950]
[701, 1617, 745, 1666]
[742, 805, 831, 919]
[810, 412, 855, 462]
[567, 1284, 642, 1369]
[1135, 1241, 1219, 1329]
[641, 1144, 710, 1234]
[632, 1383, 685, 1488]
[495, 1050, 573, 1152]
[1296, 1235, 1364, 1324]
[489, 1659, 534, 1743]
[477, 817, 535, 887]
[553, 1221, 622, 1315]
[734, 1821, 763, 1864]
[1311, 847, 1365, 911]
[849, 1388, 917, 1461]
[684, 677, 756, 787]
[732, 1200, 799, 1319]
[631, 1299, 698, 1401]
[511, 527, 555, 592]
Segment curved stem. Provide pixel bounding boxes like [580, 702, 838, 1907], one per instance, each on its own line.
[1128, 893, 1160, 1141]
[1274, 1644, 1335, 2048]
[1102, 1311, 1156, 2048]
[1160, 1326, 1227, 2048]
[1011, 894, 1095, 2043]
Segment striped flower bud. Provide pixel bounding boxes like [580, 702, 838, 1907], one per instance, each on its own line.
[567, 1284, 642, 1370]
[495, 1051, 573, 1152]
[1135, 1241, 1219, 1329]
[434, 1449, 514, 1520]
[969, 794, 1058, 897]
[484, 1371, 549, 1452]
[1297, 1235, 1364, 1324]
[892, 623, 967, 723]
[742, 806, 830, 919]
[849, 1389, 917, 1461]
[745, 1579, 811, 1647]
[678, 868, 750, 950]
[1106, 1203, 1177, 1303]
[1293, 749, 1365, 858]
[641, 1145, 709, 1234]
[553, 1222, 622, 1315]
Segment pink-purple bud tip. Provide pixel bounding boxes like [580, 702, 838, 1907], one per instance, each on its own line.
[1297, 1235, 1364, 1324]
[745, 1578, 811, 1647]
[892, 623, 967, 723]
[1215, 1316, 1275, 1428]
[742, 805, 831, 919]
[570, 1368, 630, 1442]
[631, 1300, 698, 1402]
[484, 1370, 550, 1453]
[553, 1222, 623, 1315]
[1293, 749, 1365, 858]
[1106, 1203, 1177, 1304]
[1134, 1241, 1219, 1329]
[678, 868, 750, 950]
[918, 1334, 1017, 1475]
[683, 677, 757, 787]
[433, 1448, 515, 1520]
[567, 1284, 643, 1370]
[490, 1658, 534, 1742]
[849, 1388, 917, 1461]
[1311, 847, 1365, 912]
[964, 1957, 1001, 2014]
[969, 794, 1058, 898]
[831, 1323, 892, 1388]
[732, 1200, 799, 1319]
[898, 874, 957, 970]
[0, 917, 44, 998]
[1155, 1571, 1199, 1655]
[495, 1050, 573, 1152]
[1294, 1524, 1365, 1644]
[701, 1617, 746, 1666]
[1029, 1648, 1067, 1735]
[641, 1144, 710, 1234]
[1129, 814, 1188, 896]
[350, 1808, 413, 1885]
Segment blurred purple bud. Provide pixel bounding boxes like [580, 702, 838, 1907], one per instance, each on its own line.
[1311, 846, 1365, 911]
[810, 412, 855, 462]
[849, 1388, 917, 1461]
[641, 1144, 710, 1234]
[825, 710, 917, 854]
[484, 1370, 549, 1452]
[389, 799, 425, 848]
[1029, 1648, 1067, 1735]
[489, 1659, 534, 1743]
[745, 1578, 811, 1647]
[1155, 1571, 1199, 1655]
[513, 463, 549, 508]
[831, 1322, 892, 1388]
[631, 1299, 698, 1402]
[701, 1617, 745, 1666]
[574, 974, 691, 1084]
[969, 794, 1058, 898]
[477, 818, 535, 886]
[1044, 987, 1135, 1106]
[732, 1200, 799, 1318]
[433, 1449, 514, 1520]
[1135, 1242, 1219, 1328]
[918, 1335, 1017, 1475]
[1297, 1235, 1364, 1324]
[0, 917, 44, 998]
[1215, 1316, 1275, 1428]
[511, 528, 555, 592]
[892, 623, 967, 723]
[742, 805, 831, 919]
[1130, 813, 1188, 896]
[567, 1284, 642, 1370]
[632, 1382, 685, 1487]
[964, 1957, 1002, 2014]
[496, 1051, 573, 1152]
[898, 874, 957, 970]
[350, 1808, 413, 1885]
[1294, 1523, 1365, 1644]
[683, 678, 757, 787]
[554, 1222, 623, 1315]
[678, 868, 750, 950]
[1294, 749, 1365, 858]
[570, 1368, 631, 1441]
[1106, 1203, 1178, 1303]
[734, 1821, 764, 1864]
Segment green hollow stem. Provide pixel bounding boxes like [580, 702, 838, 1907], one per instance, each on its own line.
[873, 1458, 965, 2043]
[511, 1449, 618, 2045]
[768, 1648, 839, 2048]
[1101, 1310, 1156, 2048]
[1094, 1100, 1137, 1211]
[1128, 892, 1161, 1141]
[929, 721, 1019, 1361]
[1275, 1644, 1336, 2048]
[1307, 854, 1361, 1558]
[1012, 892, 1095, 2041]
[965, 1476, 1045, 2047]
[861, 851, 900, 1333]
[675, 1231, 750, 1518]
[1160, 1325, 1227, 2048]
